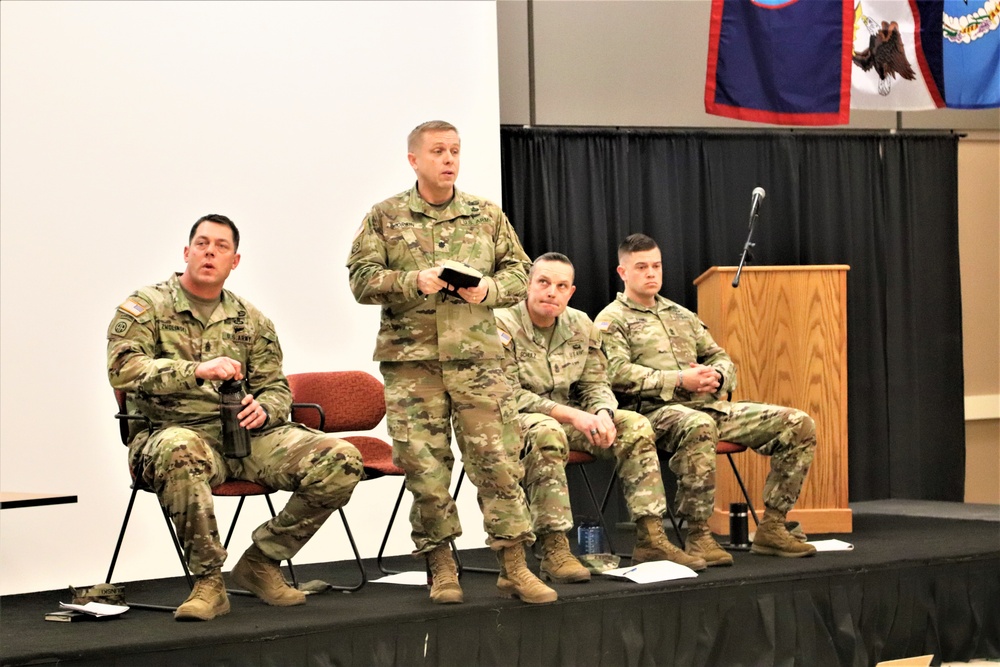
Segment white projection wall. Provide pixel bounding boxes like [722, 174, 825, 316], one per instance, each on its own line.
[0, 1, 503, 595]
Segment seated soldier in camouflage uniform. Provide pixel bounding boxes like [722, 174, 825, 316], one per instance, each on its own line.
[107, 214, 363, 621]
[496, 252, 707, 578]
[596, 234, 816, 565]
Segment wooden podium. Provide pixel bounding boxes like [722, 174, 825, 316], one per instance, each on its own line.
[694, 265, 852, 535]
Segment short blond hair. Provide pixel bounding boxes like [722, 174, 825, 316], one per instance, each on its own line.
[407, 120, 459, 152]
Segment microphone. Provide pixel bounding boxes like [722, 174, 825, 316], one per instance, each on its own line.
[733, 186, 766, 288]
[748, 186, 766, 222]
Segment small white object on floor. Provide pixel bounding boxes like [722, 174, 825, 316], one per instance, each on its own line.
[809, 539, 855, 552]
[370, 571, 428, 586]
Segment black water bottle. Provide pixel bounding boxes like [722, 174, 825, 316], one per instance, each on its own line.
[219, 379, 252, 459]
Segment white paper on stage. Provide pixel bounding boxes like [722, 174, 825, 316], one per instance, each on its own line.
[809, 539, 855, 552]
[59, 601, 129, 616]
[370, 571, 428, 586]
[601, 560, 699, 583]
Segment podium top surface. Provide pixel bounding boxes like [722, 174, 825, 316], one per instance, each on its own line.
[694, 265, 850, 286]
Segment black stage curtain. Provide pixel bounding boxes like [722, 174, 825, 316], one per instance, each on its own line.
[499, 126, 965, 502]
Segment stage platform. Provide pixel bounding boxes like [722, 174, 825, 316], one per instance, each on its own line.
[1, 505, 998, 666]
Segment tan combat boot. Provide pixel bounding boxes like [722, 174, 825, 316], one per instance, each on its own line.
[539, 532, 591, 584]
[426, 544, 463, 604]
[231, 543, 306, 606]
[496, 545, 558, 604]
[174, 571, 230, 621]
[633, 516, 707, 571]
[685, 521, 734, 567]
[750, 509, 817, 558]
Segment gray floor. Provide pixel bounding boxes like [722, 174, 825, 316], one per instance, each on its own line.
[851, 499, 1000, 522]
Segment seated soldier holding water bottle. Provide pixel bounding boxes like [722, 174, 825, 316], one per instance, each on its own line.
[495, 252, 706, 583]
[107, 214, 363, 621]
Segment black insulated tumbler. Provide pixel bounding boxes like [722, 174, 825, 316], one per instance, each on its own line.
[219, 379, 252, 459]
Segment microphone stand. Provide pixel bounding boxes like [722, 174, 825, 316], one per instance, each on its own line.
[731, 208, 759, 288]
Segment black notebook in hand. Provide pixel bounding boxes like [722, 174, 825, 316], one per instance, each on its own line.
[438, 260, 483, 290]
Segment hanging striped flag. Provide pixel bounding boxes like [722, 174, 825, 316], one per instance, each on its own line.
[705, 0, 855, 125]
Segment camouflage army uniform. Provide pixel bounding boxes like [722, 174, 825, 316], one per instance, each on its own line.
[347, 185, 534, 554]
[495, 301, 667, 533]
[107, 273, 363, 576]
[596, 293, 815, 522]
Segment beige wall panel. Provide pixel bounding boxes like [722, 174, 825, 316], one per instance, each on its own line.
[498, 0, 531, 126]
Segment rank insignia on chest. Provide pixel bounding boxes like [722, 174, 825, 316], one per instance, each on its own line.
[667, 327, 678, 337]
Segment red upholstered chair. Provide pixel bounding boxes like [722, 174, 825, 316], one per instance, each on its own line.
[648, 440, 760, 544]
[106, 391, 299, 611]
[286, 371, 407, 579]
[450, 448, 620, 571]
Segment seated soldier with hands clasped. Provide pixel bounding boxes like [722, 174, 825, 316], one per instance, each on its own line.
[107, 214, 363, 621]
[496, 252, 706, 579]
[596, 234, 817, 566]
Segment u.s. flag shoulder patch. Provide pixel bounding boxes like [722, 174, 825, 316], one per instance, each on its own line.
[595, 319, 611, 332]
[498, 329, 512, 347]
[118, 298, 147, 318]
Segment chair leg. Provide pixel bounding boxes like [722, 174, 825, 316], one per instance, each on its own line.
[105, 485, 190, 612]
[576, 463, 618, 555]
[376, 480, 409, 575]
[663, 499, 685, 541]
[726, 453, 760, 526]
[327, 508, 366, 592]
[106, 485, 140, 585]
[226, 493, 304, 597]
[222, 496, 247, 550]
[263, 494, 297, 587]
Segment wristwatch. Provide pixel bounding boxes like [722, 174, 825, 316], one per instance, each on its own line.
[597, 407, 615, 420]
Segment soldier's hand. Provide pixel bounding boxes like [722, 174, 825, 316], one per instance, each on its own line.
[195, 357, 243, 381]
[417, 267, 448, 295]
[575, 410, 615, 449]
[681, 363, 720, 394]
[238, 394, 268, 430]
[457, 281, 487, 304]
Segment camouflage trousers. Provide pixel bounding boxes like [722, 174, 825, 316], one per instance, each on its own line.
[381, 359, 534, 555]
[643, 401, 816, 522]
[520, 410, 667, 534]
[129, 423, 362, 576]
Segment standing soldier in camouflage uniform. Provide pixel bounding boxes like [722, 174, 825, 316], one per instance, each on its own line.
[346, 121, 556, 605]
[596, 234, 817, 564]
[497, 253, 707, 580]
[107, 214, 363, 621]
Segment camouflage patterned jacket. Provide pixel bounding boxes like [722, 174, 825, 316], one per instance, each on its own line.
[595, 293, 736, 414]
[347, 185, 530, 362]
[496, 301, 617, 416]
[106, 273, 291, 432]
